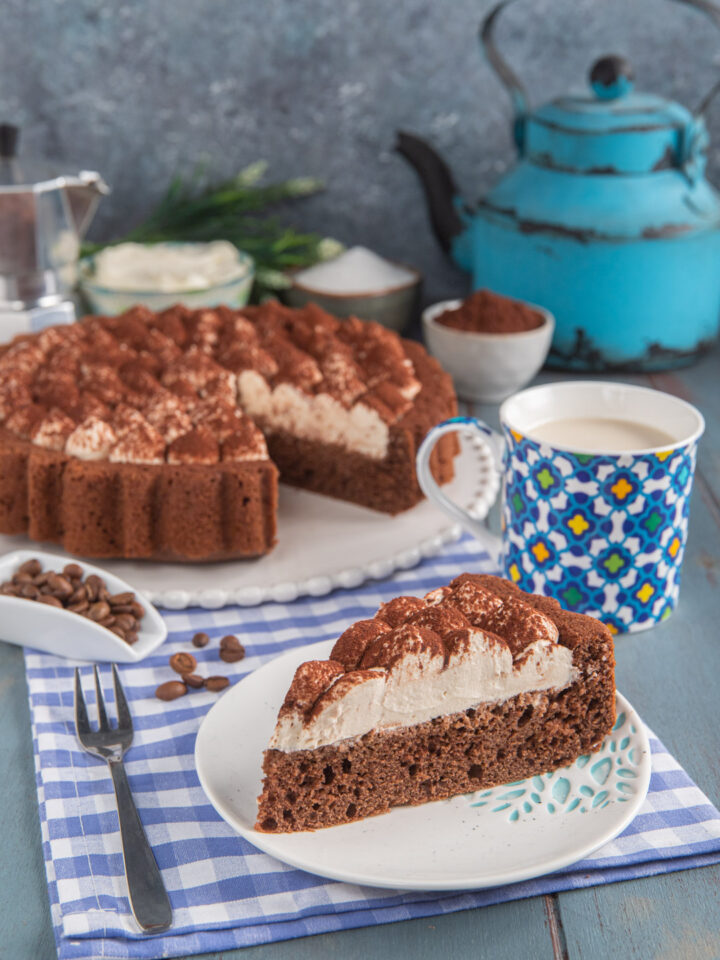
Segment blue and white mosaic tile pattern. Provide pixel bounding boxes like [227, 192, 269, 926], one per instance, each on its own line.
[501, 429, 698, 633]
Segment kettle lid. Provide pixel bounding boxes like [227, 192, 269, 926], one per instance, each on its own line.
[0, 123, 105, 192]
[525, 56, 696, 175]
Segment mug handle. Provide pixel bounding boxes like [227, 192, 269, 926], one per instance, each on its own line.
[416, 416, 504, 551]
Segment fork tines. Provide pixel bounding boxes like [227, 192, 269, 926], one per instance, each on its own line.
[74, 664, 133, 735]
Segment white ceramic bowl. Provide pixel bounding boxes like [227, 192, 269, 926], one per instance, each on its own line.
[284, 261, 422, 333]
[0, 549, 167, 663]
[422, 298, 555, 404]
[78, 245, 255, 315]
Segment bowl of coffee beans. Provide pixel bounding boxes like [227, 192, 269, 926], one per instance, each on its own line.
[0, 549, 167, 662]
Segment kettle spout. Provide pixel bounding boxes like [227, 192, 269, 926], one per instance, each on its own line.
[395, 131, 464, 255]
[65, 171, 110, 239]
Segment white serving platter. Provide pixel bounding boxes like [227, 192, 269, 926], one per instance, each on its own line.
[0, 437, 487, 610]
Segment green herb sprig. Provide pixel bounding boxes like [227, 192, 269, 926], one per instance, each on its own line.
[82, 162, 342, 300]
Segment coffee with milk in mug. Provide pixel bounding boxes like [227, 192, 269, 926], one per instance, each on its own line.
[416, 381, 705, 632]
[528, 418, 675, 452]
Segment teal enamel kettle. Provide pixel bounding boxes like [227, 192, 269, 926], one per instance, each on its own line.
[397, 0, 720, 371]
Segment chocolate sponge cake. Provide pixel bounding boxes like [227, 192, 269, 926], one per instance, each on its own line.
[0, 302, 458, 560]
[256, 574, 616, 832]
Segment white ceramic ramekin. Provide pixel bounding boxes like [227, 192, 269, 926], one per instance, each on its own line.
[422, 298, 555, 403]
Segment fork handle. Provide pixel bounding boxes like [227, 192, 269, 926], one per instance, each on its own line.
[109, 760, 173, 933]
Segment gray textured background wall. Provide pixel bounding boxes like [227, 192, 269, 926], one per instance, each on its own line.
[3, 0, 720, 304]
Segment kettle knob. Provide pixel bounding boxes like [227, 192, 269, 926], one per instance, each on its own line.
[589, 55, 635, 100]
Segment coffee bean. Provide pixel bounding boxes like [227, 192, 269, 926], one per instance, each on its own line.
[63, 563, 84, 581]
[125, 630, 138, 645]
[69, 584, 88, 603]
[109, 625, 128, 639]
[18, 558, 42, 577]
[85, 575, 103, 602]
[88, 600, 111, 621]
[192, 631, 209, 648]
[50, 574, 74, 599]
[109, 591, 135, 606]
[130, 601, 145, 620]
[114, 613, 136, 632]
[110, 603, 134, 614]
[205, 676, 230, 692]
[155, 681, 187, 701]
[12, 571, 34, 584]
[169, 652, 197, 676]
[219, 635, 245, 663]
[19, 583, 39, 599]
[67, 600, 90, 614]
[99, 615, 116, 628]
[38, 594, 63, 607]
[184, 673, 205, 689]
[220, 647, 245, 663]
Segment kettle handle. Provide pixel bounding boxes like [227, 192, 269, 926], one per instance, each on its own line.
[480, 1, 527, 140]
[481, 0, 720, 141]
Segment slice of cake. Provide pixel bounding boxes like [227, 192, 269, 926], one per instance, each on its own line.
[256, 574, 616, 832]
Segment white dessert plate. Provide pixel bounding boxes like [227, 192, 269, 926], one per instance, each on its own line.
[0, 549, 167, 663]
[195, 639, 651, 891]
[0, 436, 488, 610]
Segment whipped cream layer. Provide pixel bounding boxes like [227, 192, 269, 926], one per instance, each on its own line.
[269, 578, 578, 752]
[237, 370, 389, 459]
[66, 416, 117, 460]
[269, 630, 575, 751]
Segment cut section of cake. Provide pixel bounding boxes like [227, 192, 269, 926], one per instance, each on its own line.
[256, 574, 616, 832]
[0, 301, 458, 560]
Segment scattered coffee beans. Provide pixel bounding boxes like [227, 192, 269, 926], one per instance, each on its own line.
[219, 634, 245, 663]
[0, 557, 145, 645]
[169, 651, 197, 676]
[153, 632, 241, 701]
[155, 681, 188, 701]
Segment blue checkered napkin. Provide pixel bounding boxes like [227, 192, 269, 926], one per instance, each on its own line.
[24, 536, 720, 960]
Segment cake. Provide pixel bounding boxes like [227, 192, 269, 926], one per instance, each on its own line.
[0, 302, 458, 561]
[256, 573, 616, 832]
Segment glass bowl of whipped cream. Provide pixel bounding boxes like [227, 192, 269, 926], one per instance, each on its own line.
[79, 241, 255, 314]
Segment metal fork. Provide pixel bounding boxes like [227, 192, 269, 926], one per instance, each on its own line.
[74, 665, 172, 934]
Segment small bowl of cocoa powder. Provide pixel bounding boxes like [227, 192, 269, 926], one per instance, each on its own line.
[422, 289, 554, 403]
[0, 549, 167, 662]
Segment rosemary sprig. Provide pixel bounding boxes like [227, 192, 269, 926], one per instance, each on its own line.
[82, 162, 340, 299]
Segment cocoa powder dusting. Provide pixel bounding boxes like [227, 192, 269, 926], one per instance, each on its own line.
[436, 290, 544, 334]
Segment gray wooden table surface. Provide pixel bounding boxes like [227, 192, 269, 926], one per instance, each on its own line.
[3, 352, 720, 960]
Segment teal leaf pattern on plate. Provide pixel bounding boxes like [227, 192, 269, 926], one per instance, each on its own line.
[468, 708, 643, 823]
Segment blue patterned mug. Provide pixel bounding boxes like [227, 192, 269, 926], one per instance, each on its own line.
[416, 382, 704, 634]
